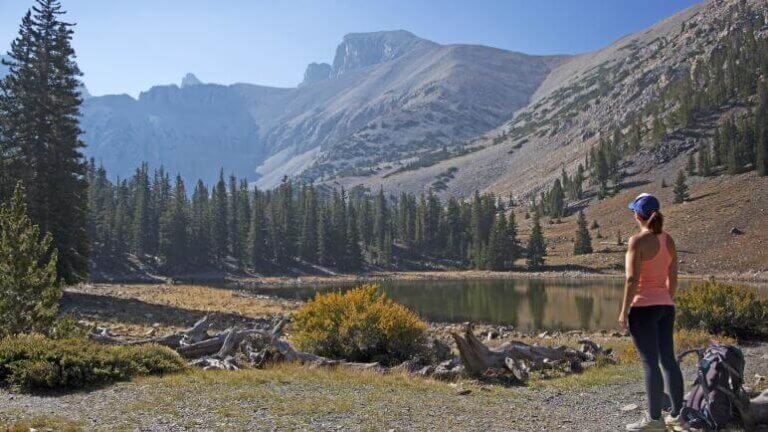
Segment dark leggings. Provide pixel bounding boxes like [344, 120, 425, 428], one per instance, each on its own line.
[628, 305, 684, 420]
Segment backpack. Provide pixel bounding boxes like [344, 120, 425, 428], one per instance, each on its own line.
[678, 344, 747, 430]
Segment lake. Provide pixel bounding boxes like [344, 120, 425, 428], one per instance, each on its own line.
[249, 277, 707, 331]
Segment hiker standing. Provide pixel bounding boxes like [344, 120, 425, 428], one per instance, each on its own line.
[618, 193, 685, 431]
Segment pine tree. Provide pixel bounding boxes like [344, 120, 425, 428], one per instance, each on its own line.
[0, 0, 89, 283]
[506, 211, 521, 266]
[673, 170, 690, 204]
[686, 152, 697, 176]
[698, 142, 712, 177]
[0, 182, 60, 337]
[526, 212, 546, 269]
[189, 180, 211, 266]
[345, 205, 363, 271]
[227, 175, 245, 265]
[298, 184, 318, 262]
[148, 167, 170, 256]
[470, 191, 486, 269]
[159, 175, 189, 270]
[131, 164, 152, 256]
[486, 211, 508, 271]
[573, 210, 593, 255]
[317, 205, 333, 267]
[210, 170, 229, 262]
[373, 188, 390, 264]
[247, 189, 267, 270]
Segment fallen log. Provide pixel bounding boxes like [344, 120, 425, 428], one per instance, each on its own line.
[176, 328, 270, 358]
[88, 315, 212, 348]
[451, 324, 608, 377]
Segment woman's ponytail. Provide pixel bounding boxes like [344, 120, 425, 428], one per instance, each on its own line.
[647, 211, 663, 234]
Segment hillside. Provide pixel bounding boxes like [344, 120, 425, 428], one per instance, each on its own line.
[80, 31, 561, 186]
[338, 0, 768, 276]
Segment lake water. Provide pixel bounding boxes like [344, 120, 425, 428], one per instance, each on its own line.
[250, 278, 706, 331]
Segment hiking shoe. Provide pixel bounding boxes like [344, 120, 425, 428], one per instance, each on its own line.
[664, 413, 687, 431]
[625, 415, 666, 431]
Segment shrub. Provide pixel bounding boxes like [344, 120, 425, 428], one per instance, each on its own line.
[0, 182, 61, 338]
[0, 334, 186, 391]
[291, 284, 427, 364]
[676, 282, 768, 338]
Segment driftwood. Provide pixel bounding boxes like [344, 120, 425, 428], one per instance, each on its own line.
[90, 316, 380, 372]
[88, 315, 212, 348]
[451, 324, 611, 379]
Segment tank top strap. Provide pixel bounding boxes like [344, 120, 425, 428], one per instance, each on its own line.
[653, 232, 670, 261]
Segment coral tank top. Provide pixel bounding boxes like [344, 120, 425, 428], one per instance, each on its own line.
[631, 232, 675, 307]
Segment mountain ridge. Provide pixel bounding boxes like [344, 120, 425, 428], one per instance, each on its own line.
[80, 30, 562, 186]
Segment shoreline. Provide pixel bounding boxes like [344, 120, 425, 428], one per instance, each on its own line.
[89, 268, 768, 288]
[101, 269, 768, 288]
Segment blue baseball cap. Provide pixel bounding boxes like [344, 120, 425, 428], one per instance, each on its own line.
[628, 193, 660, 220]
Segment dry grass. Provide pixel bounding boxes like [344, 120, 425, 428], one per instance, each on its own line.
[2, 415, 83, 432]
[83, 284, 297, 317]
[65, 283, 299, 337]
[523, 171, 768, 277]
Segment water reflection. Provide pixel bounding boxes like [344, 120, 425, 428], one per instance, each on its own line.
[249, 278, 699, 331]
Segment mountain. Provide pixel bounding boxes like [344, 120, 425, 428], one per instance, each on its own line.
[350, 0, 768, 275]
[351, 0, 768, 199]
[80, 31, 563, 185]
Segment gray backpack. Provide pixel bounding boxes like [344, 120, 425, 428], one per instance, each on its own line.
[678, 344, 747, 430]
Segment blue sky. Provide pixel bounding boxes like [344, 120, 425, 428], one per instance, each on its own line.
[0, 0, 700, 97]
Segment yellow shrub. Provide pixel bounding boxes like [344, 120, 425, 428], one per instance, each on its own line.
[291, 285, 427, 364]
[676, 282, 768, 338]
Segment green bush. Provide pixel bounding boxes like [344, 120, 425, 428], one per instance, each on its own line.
[676, 282, 768, 338]
[0, 334, 186, 391]
[291, 284, 427, 364]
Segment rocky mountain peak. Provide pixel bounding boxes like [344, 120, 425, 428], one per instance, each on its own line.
[300, 62, 331, 86]
[181, 73, 203, 88]
[331, 30, 427, 78]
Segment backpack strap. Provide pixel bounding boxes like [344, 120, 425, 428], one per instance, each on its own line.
[677, 348, 704, 363]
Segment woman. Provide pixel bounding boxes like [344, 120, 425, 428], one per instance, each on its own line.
[619, 193, 684, 431]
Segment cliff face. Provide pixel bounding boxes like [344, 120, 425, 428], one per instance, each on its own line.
[329, 30, 431, 78]
[300, 63, 331, 86]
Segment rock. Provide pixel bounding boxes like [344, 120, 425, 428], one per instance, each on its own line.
[415, 365, 435, 377]
[299, 62, 331, 86]
[621, 403, 639, 412]
[431, 338, 453, 361]
[456, 388, 472, 396]
[180, 73, 202, 88]
[731, 227, 744, 236]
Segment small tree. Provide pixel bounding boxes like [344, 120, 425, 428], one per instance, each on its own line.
[573, 211, 593, 255]
[0, 182, 61, 337]
[686, 152, 697, 176]
[673, 170, 690, 203]
[526, 212, 546, 269]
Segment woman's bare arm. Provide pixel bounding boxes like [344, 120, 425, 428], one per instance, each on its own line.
[667, 235, 678, 299]
[619, 236, 641, 328]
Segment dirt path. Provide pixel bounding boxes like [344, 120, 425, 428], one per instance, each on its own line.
[2, 343, 767, 431]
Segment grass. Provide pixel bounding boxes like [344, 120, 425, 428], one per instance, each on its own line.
[2, 415, 83, 432]
[87, 284, 296, 317]
[112, 364, 528, 430]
